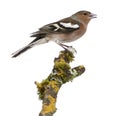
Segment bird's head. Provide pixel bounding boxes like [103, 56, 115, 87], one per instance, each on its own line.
[72, 10, 97, 25]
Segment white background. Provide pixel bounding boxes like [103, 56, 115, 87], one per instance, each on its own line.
[0, 0, 120, 116]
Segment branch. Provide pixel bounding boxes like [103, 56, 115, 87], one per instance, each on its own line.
[35, 49, 85, 116]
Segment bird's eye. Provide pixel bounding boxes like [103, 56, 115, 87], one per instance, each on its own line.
[83, 13, 87, 15]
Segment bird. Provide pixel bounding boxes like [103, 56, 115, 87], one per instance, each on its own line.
[11, 10, 97, 58]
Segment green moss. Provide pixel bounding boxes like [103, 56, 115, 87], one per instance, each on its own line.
[59, 50, 74, 63]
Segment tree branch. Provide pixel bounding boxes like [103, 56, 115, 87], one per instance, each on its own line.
[35, 49, 85, 116]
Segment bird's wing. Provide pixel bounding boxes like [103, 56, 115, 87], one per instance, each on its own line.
[41, 19, 80, 34]
[31, 18, 80, 38]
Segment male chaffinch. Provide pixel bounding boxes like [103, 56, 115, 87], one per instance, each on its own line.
[12, 10, 96, 57]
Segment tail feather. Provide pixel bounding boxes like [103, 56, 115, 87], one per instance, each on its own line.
[11, 45, 32, 58]
[12, 33, 48, 58]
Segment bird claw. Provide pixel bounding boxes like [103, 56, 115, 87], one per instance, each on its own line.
[55, 41, 77, 54]
[61, 44, 77, 54]
[64, 46, 77, 54]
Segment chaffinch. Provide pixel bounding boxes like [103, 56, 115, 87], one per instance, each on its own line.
[12, 10, 96, 57]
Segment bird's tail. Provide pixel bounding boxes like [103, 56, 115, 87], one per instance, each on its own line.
[11, 44, 33, 58]
[11, 33, 48, 58]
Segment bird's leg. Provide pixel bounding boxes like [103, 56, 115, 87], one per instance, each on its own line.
[57, 42, 70, 49]
[55, 40, 77, 54]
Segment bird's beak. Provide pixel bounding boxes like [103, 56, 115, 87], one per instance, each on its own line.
[90, 13, 97, 19]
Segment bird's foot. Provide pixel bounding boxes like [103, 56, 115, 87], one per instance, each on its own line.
[55, 40, 77, 54]
[59, 43, 77, 54]
[64, 46, 77, 54]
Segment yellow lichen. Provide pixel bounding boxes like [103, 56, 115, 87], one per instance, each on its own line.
[41, 95, 56, 114]
[49, 81, 60, 92]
